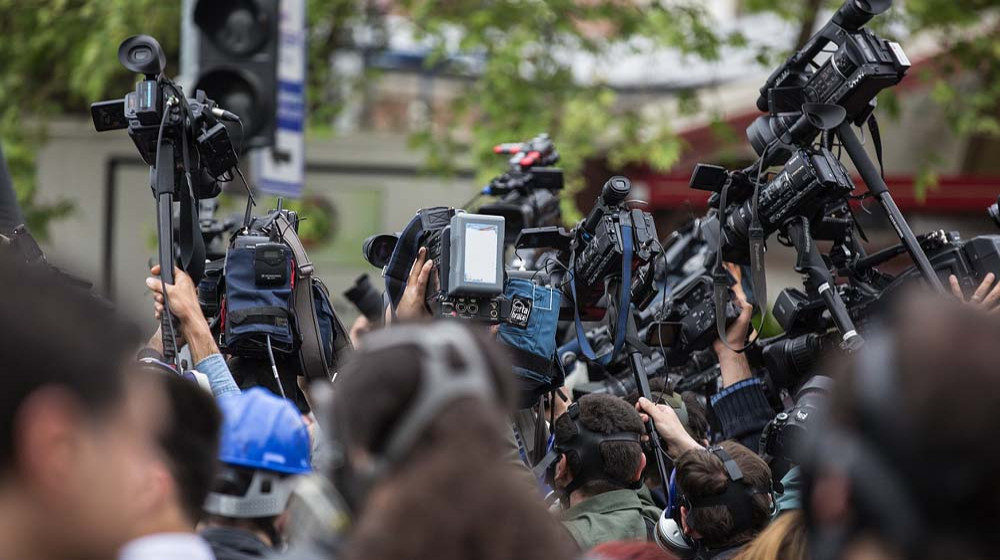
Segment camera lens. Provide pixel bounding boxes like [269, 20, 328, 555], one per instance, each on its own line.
[362, 233, 399, 269]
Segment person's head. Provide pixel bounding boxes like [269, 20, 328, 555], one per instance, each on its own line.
[680, 392, 709, 445]
[131, 371, 222, 536]
[806, 295, 1000, 560]
[0, 255, 158, 560]
[676, 441, 772, 550]
[624, 380, 709, 487]
[552, 393, 646, 499]
[329, 322, 577, 560]
[202, 387, 311, 547]
[732, 511, 807, 560]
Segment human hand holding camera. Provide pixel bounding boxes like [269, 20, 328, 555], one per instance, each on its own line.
[394, 247, 434, 322]
[146, 264, 220, 363]
[636, 397, 702, 459]
[713, 265, 755, 387]
[950, 273, 1000, 314]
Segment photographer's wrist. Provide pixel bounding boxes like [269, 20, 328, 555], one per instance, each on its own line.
[718, 351, 752, 387]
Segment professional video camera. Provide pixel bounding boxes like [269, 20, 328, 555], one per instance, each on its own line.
[760, 375, 832, 483]
[478, 133, 564, 243]
[692, 147, 856, 266]
[91, 35, 242, 365]
[419, 208, 507, 322]
[518, 176, 661, 322]
[751, 0, 909, 167]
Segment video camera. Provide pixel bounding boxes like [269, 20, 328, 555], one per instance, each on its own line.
[751, 0, 910, 167]
[91, 35, 239, 190]
[760, 375, 832, 483]
[478, 133, 564, 243]
[91, 35, 242, 365]
[419, 209, 506, 322]
[692, 147, 856, 266]
[518, 176, 661, 322]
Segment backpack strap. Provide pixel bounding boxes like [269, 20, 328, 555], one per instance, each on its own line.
[274, 213, 330, 382]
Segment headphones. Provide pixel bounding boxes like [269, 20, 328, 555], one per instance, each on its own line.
[655, 445, 772, 559]
[327, 322, 500, 510]
[534, 401, 643, 498]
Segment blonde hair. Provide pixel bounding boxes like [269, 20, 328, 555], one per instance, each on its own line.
[734, 511, 808, 560]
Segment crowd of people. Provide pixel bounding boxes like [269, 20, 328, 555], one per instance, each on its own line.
[3, 227, 1000, 560]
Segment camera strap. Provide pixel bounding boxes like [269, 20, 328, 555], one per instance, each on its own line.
[569, 216, 633, 366]
[275, 213, 330, 381]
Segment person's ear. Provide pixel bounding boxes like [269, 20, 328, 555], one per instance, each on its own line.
[634, 452, 647, 482]
[680, 505, 691, 535]
[16, 388, 84, 495]
[554, 454, 572, 489]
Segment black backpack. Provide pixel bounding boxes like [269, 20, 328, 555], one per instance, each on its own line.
[219, 210, 351, 381]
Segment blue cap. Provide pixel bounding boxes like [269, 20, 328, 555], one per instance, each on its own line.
[217, 387, 312, 475]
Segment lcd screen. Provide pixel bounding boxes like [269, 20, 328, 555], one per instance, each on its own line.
[463, 223, 499, 284]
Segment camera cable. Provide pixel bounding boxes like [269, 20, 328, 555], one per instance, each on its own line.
[265, 335, 287, 399]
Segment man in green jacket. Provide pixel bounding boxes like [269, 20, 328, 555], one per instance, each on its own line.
[549, 394, 661, 550]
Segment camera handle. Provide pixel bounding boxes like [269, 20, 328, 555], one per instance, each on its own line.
[153, 141, 181, 367]
[621, 308, 673, 502]
[784, 218, 864, 352]
[835, 122, 945, 292]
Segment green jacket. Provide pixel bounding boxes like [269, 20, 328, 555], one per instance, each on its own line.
[561, 489, 662, 550]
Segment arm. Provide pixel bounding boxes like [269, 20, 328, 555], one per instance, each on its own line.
[709, 277, 775, 451]
[146, 265, 240, 397]
[636, 397, 703, 459]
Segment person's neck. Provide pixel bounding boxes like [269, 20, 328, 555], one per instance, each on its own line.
[201, 520, 273, 548]
[568, 488, 597, 508]
[130, 502, 194, 541]
[0, 488, 58, 560]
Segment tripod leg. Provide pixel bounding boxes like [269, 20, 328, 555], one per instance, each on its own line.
[836, 123, 944, 292]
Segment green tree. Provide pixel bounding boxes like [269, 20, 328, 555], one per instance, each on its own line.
[395, 0, 742, 218]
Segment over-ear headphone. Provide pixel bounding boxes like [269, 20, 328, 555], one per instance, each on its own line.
[326, 322, 501, 511]
[655, 445, 771, 559]
[534, 400, 643, 497]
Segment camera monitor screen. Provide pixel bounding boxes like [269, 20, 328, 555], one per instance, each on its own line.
[464, 223, 499, 284]
[448, 213, 505, 296]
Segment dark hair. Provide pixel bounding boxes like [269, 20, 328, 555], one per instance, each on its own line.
[681, 391, 709, 444]
[0, 255, 140, 473]
[157, 373, 222, 524]
[676, 441, 771, 550]
[623, 380, 710, 484]
[553, 393, 645, 496]
[332, 325, 577, 560]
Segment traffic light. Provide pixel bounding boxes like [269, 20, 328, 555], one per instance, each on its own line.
[190, 0, 278, 151]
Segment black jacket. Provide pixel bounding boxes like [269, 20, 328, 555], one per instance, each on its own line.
[201, 527, 271, 560]
[709, 378, 774, 452]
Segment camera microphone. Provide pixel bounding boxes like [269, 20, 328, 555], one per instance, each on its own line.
[211, 107, 241, 122]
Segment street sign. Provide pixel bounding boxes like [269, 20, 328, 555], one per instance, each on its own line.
[254, 0, 307, 197]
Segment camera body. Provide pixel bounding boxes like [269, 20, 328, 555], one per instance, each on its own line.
[479, 133, 564, 244]
[887, 234, 1000, 297]
[718, 147, 855, 264]
[422, 211, 506, 323]
[760, 375, 832, 482]
[91, 35, 237, 197]
[648, 274, 743, 356]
